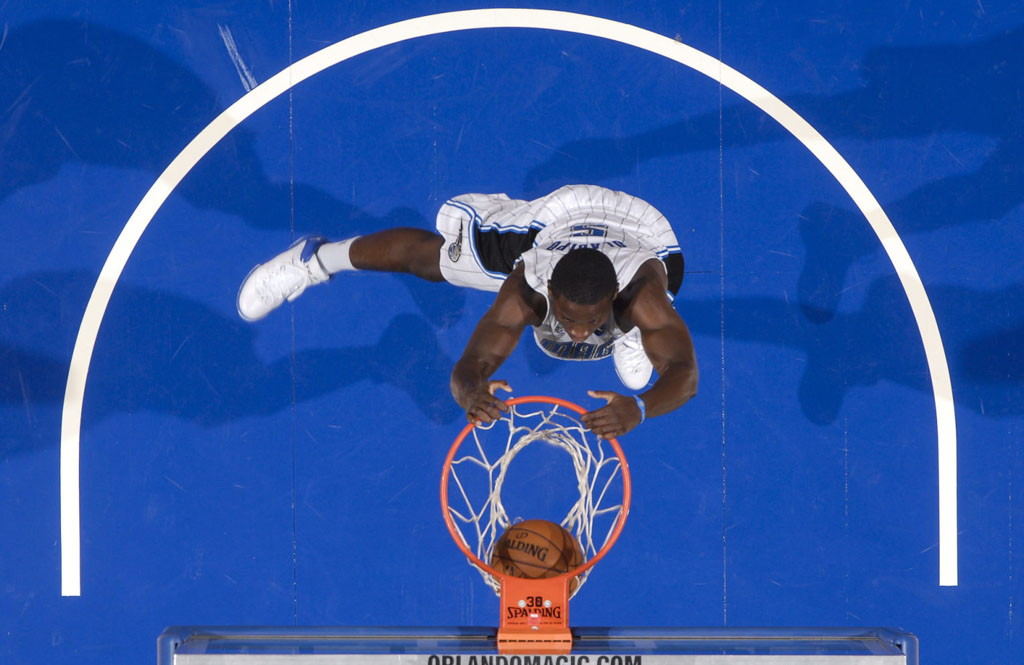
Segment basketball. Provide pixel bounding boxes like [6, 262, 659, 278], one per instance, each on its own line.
[490, 519, 584, 588]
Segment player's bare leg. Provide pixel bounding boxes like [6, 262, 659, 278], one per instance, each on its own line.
[329, 228, 445, 281]
[237, 228, 445, 321]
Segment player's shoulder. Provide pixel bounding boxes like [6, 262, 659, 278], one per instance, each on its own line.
[494, 264, 546, 324]
[621, 258, 669, 296]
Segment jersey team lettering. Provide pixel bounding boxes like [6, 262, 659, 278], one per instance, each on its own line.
[539, 338, 615, 361]
[544, 240, 628, 252]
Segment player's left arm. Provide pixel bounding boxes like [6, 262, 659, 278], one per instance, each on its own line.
[582, 261, 698, 438]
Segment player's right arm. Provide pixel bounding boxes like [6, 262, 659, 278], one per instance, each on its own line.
[451, 264, 542, 424]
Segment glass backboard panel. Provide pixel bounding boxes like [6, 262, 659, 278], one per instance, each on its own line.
[159, 627, 917, 665]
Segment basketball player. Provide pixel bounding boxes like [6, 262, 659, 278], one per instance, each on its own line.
[237, 185, 697, 438]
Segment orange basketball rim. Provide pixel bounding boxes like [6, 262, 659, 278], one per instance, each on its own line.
[440, 395, 632, 654]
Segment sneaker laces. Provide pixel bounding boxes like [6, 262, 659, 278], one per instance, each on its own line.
[256, 260, 320, 304]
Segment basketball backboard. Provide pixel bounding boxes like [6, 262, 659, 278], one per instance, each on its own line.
[159, 626, 918, 664]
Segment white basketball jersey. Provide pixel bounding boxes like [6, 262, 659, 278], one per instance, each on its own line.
[514, 185, 677, 361]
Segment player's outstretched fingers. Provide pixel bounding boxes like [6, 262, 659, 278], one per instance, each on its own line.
[468, 400, 502, 424]
[488, 380, 513, 397]
[485, 380, 512, 419]
[587, 389, 617, 404]
[582, 390, 640, 438]
[467, 382, 512, 424]
[589, 414, 621, 439]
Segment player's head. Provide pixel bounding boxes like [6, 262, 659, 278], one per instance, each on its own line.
[549, 248, 618, 304]
[547, 248, 618, 343]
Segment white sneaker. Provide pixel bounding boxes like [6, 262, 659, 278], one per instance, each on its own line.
[237, 235, 330, 321]
[613, 327, 653, 390]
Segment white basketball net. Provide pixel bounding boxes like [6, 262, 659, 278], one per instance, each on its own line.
[444, 401, 626, 596]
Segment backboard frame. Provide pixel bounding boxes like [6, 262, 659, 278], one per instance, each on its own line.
[159, 626, 919, 664]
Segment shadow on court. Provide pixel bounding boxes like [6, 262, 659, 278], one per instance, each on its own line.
[0, 271, 463, 458]
[1, 20, 467, 326]
[524, 26, 1024, 323]
[0, 19, 376, 233]
[680, 275, 1024, 424]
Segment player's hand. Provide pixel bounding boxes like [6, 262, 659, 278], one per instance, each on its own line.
[465, 380, 512, 425]
[581, 390, 642, 439]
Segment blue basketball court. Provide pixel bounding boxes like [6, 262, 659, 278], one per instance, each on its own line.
[1, 2, 1021, 663]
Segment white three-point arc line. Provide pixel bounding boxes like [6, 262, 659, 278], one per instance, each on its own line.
[60, 8, 958, 596]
